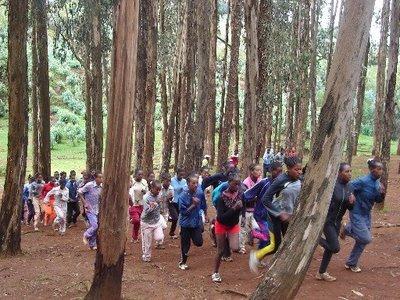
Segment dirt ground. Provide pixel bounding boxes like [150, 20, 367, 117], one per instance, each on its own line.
[1, 156, 399, 299]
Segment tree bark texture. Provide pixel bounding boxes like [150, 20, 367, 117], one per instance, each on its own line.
[85, 0, 139, 298]
[325, 0, 339, 82]
[143, 0, 158, 177]
[217, 0, 242, 169]
[251, 1, 375, 298]
[36, 0, 51, 181]
[372, 0, 391, 156]
[217, 1, 230, 168]
[31, 1, 39, 175]
[89, 0, 104, 173]
[183, 0, 211, 172]
[204, 0, 218, 165]
[380, 0, 400, 195]
[242, 0, 259, 169]
[0, 0, 29, 256]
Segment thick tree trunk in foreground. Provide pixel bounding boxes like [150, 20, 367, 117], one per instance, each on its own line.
[251, 1, 374, 298]
[204, 0, 217, 165]
[242, 0, 259, 169]
[89, 0, 104, 173]
[353, 40, 370, 157]
[31, 2, 39, 175]
[36, 0, 51, 181]
[372, 0, 391, 156]
[85, 0, 138, 298]
[217, 0, 242, 169]
[143, 0, 158, 176]
[380, 0, 400, 195]
[183, 0, 211, 172]
[0, 0, 29, 256]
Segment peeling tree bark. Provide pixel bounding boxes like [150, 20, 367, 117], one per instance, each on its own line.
[85, 0, 138, 298]
[380, 0, 400, 196]
[217, 0, 242, 169]
[373, 0, 391, 156]
[31, 1, 39, 175]
[36, 0, 51, 181]
[251, 1, 375, 298]
[242, 0, 259, 169]
[0, 0, 29, 256]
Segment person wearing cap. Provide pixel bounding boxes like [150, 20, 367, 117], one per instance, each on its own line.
[202, 155, 211, 168]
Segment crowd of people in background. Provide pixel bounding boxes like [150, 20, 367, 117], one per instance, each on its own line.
[20, 146, 385, 283]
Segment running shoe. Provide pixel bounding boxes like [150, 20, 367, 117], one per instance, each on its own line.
[316, 272, 337, 282]
[249, 251, 260, 274]
[178, 262, 189, 270]
[211, 273, 222, 283]
[345, 264, 361, 273]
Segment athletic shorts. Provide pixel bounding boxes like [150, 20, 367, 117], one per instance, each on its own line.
[215, 220, 240, 235]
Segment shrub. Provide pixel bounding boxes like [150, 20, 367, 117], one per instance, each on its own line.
[58, 109, 79, 125]
[61, 90, 85, 116]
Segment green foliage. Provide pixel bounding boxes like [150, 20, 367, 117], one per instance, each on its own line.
[58, 109, 79, 125]
[61, 90, 85, 116]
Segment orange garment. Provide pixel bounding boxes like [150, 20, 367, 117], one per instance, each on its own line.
[43, 198, 56, 225]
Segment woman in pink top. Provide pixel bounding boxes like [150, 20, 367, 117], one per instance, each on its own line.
[239, 163, 262, 254]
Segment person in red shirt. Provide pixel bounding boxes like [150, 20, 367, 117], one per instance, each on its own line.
[41, 177, 57, 226]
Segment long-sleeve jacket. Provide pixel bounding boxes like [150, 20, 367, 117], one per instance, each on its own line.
[243, 177, 273, 221]
[261, 173, 301, 217]
[350, 174, 384, 215]
[325, 179, 354, 226]
[216, 192, 242, 227]
[179, 188, 202, 228]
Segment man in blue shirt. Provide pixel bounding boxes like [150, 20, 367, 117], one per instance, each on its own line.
[169, 167, 187, 238]
[342, 160, 385, 273]
[66, 171, 80, 227]
[178, 174, 203, 270]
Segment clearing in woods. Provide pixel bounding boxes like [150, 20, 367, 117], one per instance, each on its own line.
[0, 156, 399, 299]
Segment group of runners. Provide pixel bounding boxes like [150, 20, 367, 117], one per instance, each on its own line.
[20, 150, 385, 283]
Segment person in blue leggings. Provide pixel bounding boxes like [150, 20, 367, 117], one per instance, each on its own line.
[342, 160, 385, 273]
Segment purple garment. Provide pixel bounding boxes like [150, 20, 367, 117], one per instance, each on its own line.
[84, 212, 98, 248]
[78, 181, 102, 215]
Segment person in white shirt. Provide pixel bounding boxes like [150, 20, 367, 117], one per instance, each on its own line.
[129, 169, 149, 242]
[44, 179, 69, 235]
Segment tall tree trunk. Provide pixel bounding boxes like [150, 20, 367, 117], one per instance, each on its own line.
[242, 0, 259, 169]
[90, 0, 103, 173]
[177, 0, 197, 168]
[251, 1, 375, 298]
[380, 0, 400, 195]
[309, 0, 319, 148]
[295, 0, 311, 159]
[204, 0, 217, 165]
[217, 1, 231, 167]
[372, 0, 391, 156]
[85, 0, 139, 298]
[397, 137, 400, 155]
[217, 0, 242, 169]
[134, 0, 149, 171]
[143, 0, 158, 176]
[353, 39, 370, 156]
[183, 0, 211, 172]
[84, 51, 93, 172]
[325, 0, 339, 81]
[285, 5, 299, 149]
[36, 0, 51, 181]
[0, 0, 29, 256]
[255, 0, 272, 162]
[31, 1, 39, 175]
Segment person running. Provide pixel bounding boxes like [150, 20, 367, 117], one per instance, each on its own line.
[342, 160, 385, 273]
[274, 148, 285, 165]
[147, 171, 156, 186]
[79, 172, 103, 250]
[169, 167, 187, 239]
[66, 172, 80, 227]
[178, 175, 204, 270]
[41, 177, 57, 226]
[239, 164, 262, 254]
[29, 174, 45, 231]
[262, 148, 274, 178]
[244, 162, 283, 252]
[212, 175, 243, 283]
[53, 171, 60, 182]
[43, 179, 70, 235]
[316, 163, 355, 282]
[249, 156, 302, 272]
[21, 175, 32, 225]
[141, 181, 164, 262]
[201, 161, 238, 191]
[157, 173, 174, 249]
[128, 169, 149, 243]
